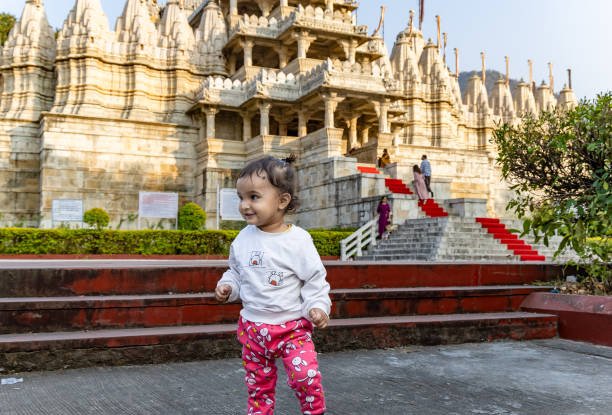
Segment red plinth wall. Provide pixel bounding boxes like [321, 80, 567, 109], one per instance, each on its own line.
[521, 292, 612, 346]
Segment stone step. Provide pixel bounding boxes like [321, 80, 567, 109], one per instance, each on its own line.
[0, 312, 558, 373]
[330, 285, 550, 318]
[437, 247, 513, 255]
[326, 263, 564, 288]
[0, 285, 550, 334]
[368, 247, 436, 254]
[0, 293, 239, 334]
[436, 255, 520, 262]
[0, 265, 226, 297]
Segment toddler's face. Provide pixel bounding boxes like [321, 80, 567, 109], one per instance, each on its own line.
[236, 173, 290, 233]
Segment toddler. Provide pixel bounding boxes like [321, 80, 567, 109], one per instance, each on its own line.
[215, 155, 331, 415]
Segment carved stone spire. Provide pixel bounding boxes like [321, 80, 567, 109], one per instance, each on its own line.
[159, 0, 195, 51]
[57, 0, 112, 51]
[2, 0, 55, 61]
[535, 81, 557, 113]
[115, 0, 157, 48]
[193, 0, 227, 73]
[513, 79, 537, 116]
[417, 39, 440, 84]
[557, 84, 577, 110]
[490, 76, 515, 120]
[0, 0, 56, 120]
[464, 74, 490, 115]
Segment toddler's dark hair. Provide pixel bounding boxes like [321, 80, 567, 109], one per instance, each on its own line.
[413, 164, 422, 173]
[238, 154, 299, 213]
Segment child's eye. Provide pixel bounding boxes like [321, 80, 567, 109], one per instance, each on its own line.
[251, 195, 259, 200]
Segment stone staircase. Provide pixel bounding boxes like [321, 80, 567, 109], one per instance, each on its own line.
[0, 262, 561, 373]
[361, 217, 548, 262]
[498, 219, 581, 263]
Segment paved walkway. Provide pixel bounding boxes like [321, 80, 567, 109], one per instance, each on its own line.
[1, 339, 610, 415]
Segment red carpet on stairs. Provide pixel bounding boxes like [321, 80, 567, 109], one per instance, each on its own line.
[357, 165, 381, 174]
[356, 166, 413, 195]
[476, 218, 545, 261]
[384, 178, 413, 194]
[418, 198, 448, 217]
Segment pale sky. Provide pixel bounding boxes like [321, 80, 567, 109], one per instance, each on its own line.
[2, 0, 610, 100]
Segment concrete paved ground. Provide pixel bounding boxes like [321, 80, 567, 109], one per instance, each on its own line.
[1, 339, 610, 415]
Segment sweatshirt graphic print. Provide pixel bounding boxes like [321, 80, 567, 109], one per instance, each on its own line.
[217, 225, 331, 325]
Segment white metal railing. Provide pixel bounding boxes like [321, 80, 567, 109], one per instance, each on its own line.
[340, 215, 378, 260]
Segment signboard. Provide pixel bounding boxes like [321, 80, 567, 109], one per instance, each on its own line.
[138, 192, 179, 219]
[219, 188, 242, 221]
[52, 199, 83, 222]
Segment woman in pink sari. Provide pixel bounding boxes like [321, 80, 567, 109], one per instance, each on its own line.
[376, 196, 391, 239]
[413, 165, 429, 201]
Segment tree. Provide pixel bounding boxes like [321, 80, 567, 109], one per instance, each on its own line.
[0, 13, 16, 47]
[178, 202, 207, 230]
[83, 208, 110, 230]
[493, 92, 611, 289]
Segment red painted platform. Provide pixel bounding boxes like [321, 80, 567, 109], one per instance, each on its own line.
[0, 285, 550, 334]
[521, 292, 612, 346]
[0, 262, 567, 372]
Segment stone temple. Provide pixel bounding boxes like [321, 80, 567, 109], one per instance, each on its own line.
[0, 0, 578, 229]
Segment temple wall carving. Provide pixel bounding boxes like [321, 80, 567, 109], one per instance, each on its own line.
[0, 0, 579, 229]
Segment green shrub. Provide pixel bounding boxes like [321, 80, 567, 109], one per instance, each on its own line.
[83, 208, 110, 230]
[178, 202, 207, 230]
[310, 230, 352, 256]
[0, 228, 349, 257]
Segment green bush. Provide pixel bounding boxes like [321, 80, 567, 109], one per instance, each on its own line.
[178, 202, 207, 230]
[0, 228, 351, 257]
[83, 208, 110, 230]
[309, 230, 352, 256]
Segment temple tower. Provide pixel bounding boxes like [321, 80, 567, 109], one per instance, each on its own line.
[0, 0, 56, 226]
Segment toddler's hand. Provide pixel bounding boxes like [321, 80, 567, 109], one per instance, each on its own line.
[215, 284, 232, 303]
[309, 308, 329, 329]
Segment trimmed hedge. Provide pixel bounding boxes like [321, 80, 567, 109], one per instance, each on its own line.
[0, 228, 352, 257]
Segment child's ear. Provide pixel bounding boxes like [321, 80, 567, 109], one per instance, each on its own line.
[278, 192, 291, 210]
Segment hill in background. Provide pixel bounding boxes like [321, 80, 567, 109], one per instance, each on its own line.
[458, 69, 522, 97]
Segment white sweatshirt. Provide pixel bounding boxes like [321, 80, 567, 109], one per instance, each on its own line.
[217, 224, 331, 325]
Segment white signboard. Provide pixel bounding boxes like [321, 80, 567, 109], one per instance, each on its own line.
[138, 191, 179, 219]
[219, 188, 242, 221]
[52, 199, 83, 222]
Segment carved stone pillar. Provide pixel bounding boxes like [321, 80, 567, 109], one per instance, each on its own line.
[348, 116, 359, 149]
[230, 0, 238, 15]
[275, 114, 292, 136]
[228, 54, 237, 74]
[241, 111, 253, 141]
[242, 40, 254, 67]
[374, 100, 390, 133]
[339, 39, 358, 65]
[203, 107, 218, 139]
[256, 0, 273, 17]
[348, 39, 357, 65]
[280, 0, 288, 7]
[294, 31, 315, 59]
[278, 122, 288, 136]
[360, 124, 371, 145]
[326, 0, 334, 13]
[259, 102, 271, 136]
[298, 110, 309, 137]
[277, 46, 289, 69]
[321, 93, 343, 128]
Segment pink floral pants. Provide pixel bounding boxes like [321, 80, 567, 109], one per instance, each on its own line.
[237, 317, 326, 415]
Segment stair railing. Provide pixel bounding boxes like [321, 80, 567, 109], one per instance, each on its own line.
[340, 215, 379, 261]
